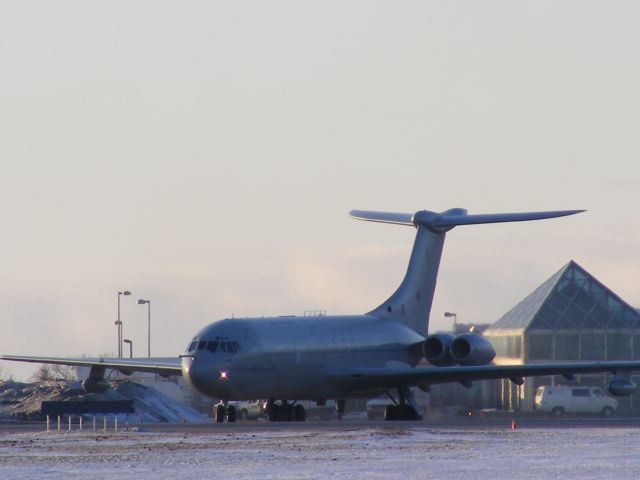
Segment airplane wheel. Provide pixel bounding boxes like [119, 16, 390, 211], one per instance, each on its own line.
[293, 404, 306, 422]
[267, 403, 280, 422]
[384, 405, 398, 421]
[215, 405, 225, 423]
[227, 405, 237, 423]
[240, 409, 249, 420]
[336, 399, 346, 420]
[600, 406, 614, 417]
[399, 404, 419, 421]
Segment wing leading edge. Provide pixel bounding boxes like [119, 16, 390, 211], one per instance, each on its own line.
[0, 355, 183, 377]
[327, 361, 640, 393]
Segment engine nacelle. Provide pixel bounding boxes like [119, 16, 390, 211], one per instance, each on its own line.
[82, 377, 110, 394]
[450, 333, 496, 366]
[422, 333, 456, 367]
[608, 378, 637, 397]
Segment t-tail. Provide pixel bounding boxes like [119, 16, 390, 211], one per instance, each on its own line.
[350, 208, 585, 336]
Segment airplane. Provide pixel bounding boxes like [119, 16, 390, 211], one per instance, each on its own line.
[3, 207, 640, 422]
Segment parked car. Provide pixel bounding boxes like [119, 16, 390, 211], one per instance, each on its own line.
[236, 400, 267, 420]
[534, 385, 617, 417]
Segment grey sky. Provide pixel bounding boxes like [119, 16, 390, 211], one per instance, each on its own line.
[1, 1, 638, 380]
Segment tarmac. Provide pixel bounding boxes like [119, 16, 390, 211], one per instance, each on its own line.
[3, 414, 640, 433]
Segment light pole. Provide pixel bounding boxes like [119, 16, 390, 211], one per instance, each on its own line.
[137, 299, 151, 358]
[444, 311, 457, 332]
[123, 339, 133, 359]
[116, 290, 131, 358]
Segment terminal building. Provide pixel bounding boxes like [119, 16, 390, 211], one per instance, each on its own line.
[483, 260, 640, 413]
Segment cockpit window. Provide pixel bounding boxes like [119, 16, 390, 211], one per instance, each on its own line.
[203, 339, 241, 354]
[188, 341, 197, 352]
[197, 341, 207, 350]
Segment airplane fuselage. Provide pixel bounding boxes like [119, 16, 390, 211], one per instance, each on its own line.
[182, 315, 425, 400]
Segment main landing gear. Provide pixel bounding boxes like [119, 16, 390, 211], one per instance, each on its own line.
[384, 386, 422, 421]
[266, 400, 306, 422]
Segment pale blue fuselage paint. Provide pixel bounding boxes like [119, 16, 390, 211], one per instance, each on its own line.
[182, 314, 425, 400]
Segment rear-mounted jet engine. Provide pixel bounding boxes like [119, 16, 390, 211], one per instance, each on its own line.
[423, 333, 495, 366]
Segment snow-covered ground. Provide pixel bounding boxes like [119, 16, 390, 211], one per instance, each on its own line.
[1, 427, 640, 479]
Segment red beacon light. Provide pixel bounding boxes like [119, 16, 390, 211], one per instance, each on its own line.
[219, 370, 229, 380]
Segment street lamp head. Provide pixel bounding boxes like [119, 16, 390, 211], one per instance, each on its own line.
[444, 312, 456, 317]
[137, 299, 150, 305]
[123, 291, 131, 296]
[123, 338, 133, 358]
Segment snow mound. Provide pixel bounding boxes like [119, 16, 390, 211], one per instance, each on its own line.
[0, 380, 205, 423]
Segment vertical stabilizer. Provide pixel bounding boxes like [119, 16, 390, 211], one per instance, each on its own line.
[350, 208, 584, 336]
[367, 226, 444, 336]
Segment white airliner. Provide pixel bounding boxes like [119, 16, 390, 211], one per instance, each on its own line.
[3, 208, 640, 422]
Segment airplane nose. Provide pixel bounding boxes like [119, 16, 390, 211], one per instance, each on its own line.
[183, 355, 229, 397]
[183, 356, 209, 393]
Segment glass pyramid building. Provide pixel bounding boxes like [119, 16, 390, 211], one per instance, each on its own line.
[486, 260, 640, 361]
[483, 260, 640, 412]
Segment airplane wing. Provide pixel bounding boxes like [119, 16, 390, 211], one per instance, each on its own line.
[0, 355, 183, 377]
[327, 361, 640, 392]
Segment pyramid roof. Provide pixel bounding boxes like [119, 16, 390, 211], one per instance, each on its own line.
[486, 260, 640, 334]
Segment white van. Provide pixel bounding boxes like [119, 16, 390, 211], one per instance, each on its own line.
[534, 385, 617, 417]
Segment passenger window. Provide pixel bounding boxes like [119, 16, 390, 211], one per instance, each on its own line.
[188, 342, 197, 352]
[207, 341, 218, 353]
[572, 389, 589, 397]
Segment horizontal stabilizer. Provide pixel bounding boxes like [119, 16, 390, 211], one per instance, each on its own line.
[349, 210, 414, 226]
[351, 208, 584, 232]
[427, 210, 586, 229]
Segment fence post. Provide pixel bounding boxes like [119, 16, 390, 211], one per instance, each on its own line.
[46, 415, 50, 432]
[57, 415, 61, 431]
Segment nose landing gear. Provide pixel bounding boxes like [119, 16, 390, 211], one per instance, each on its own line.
[214, 403, 237, 423]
